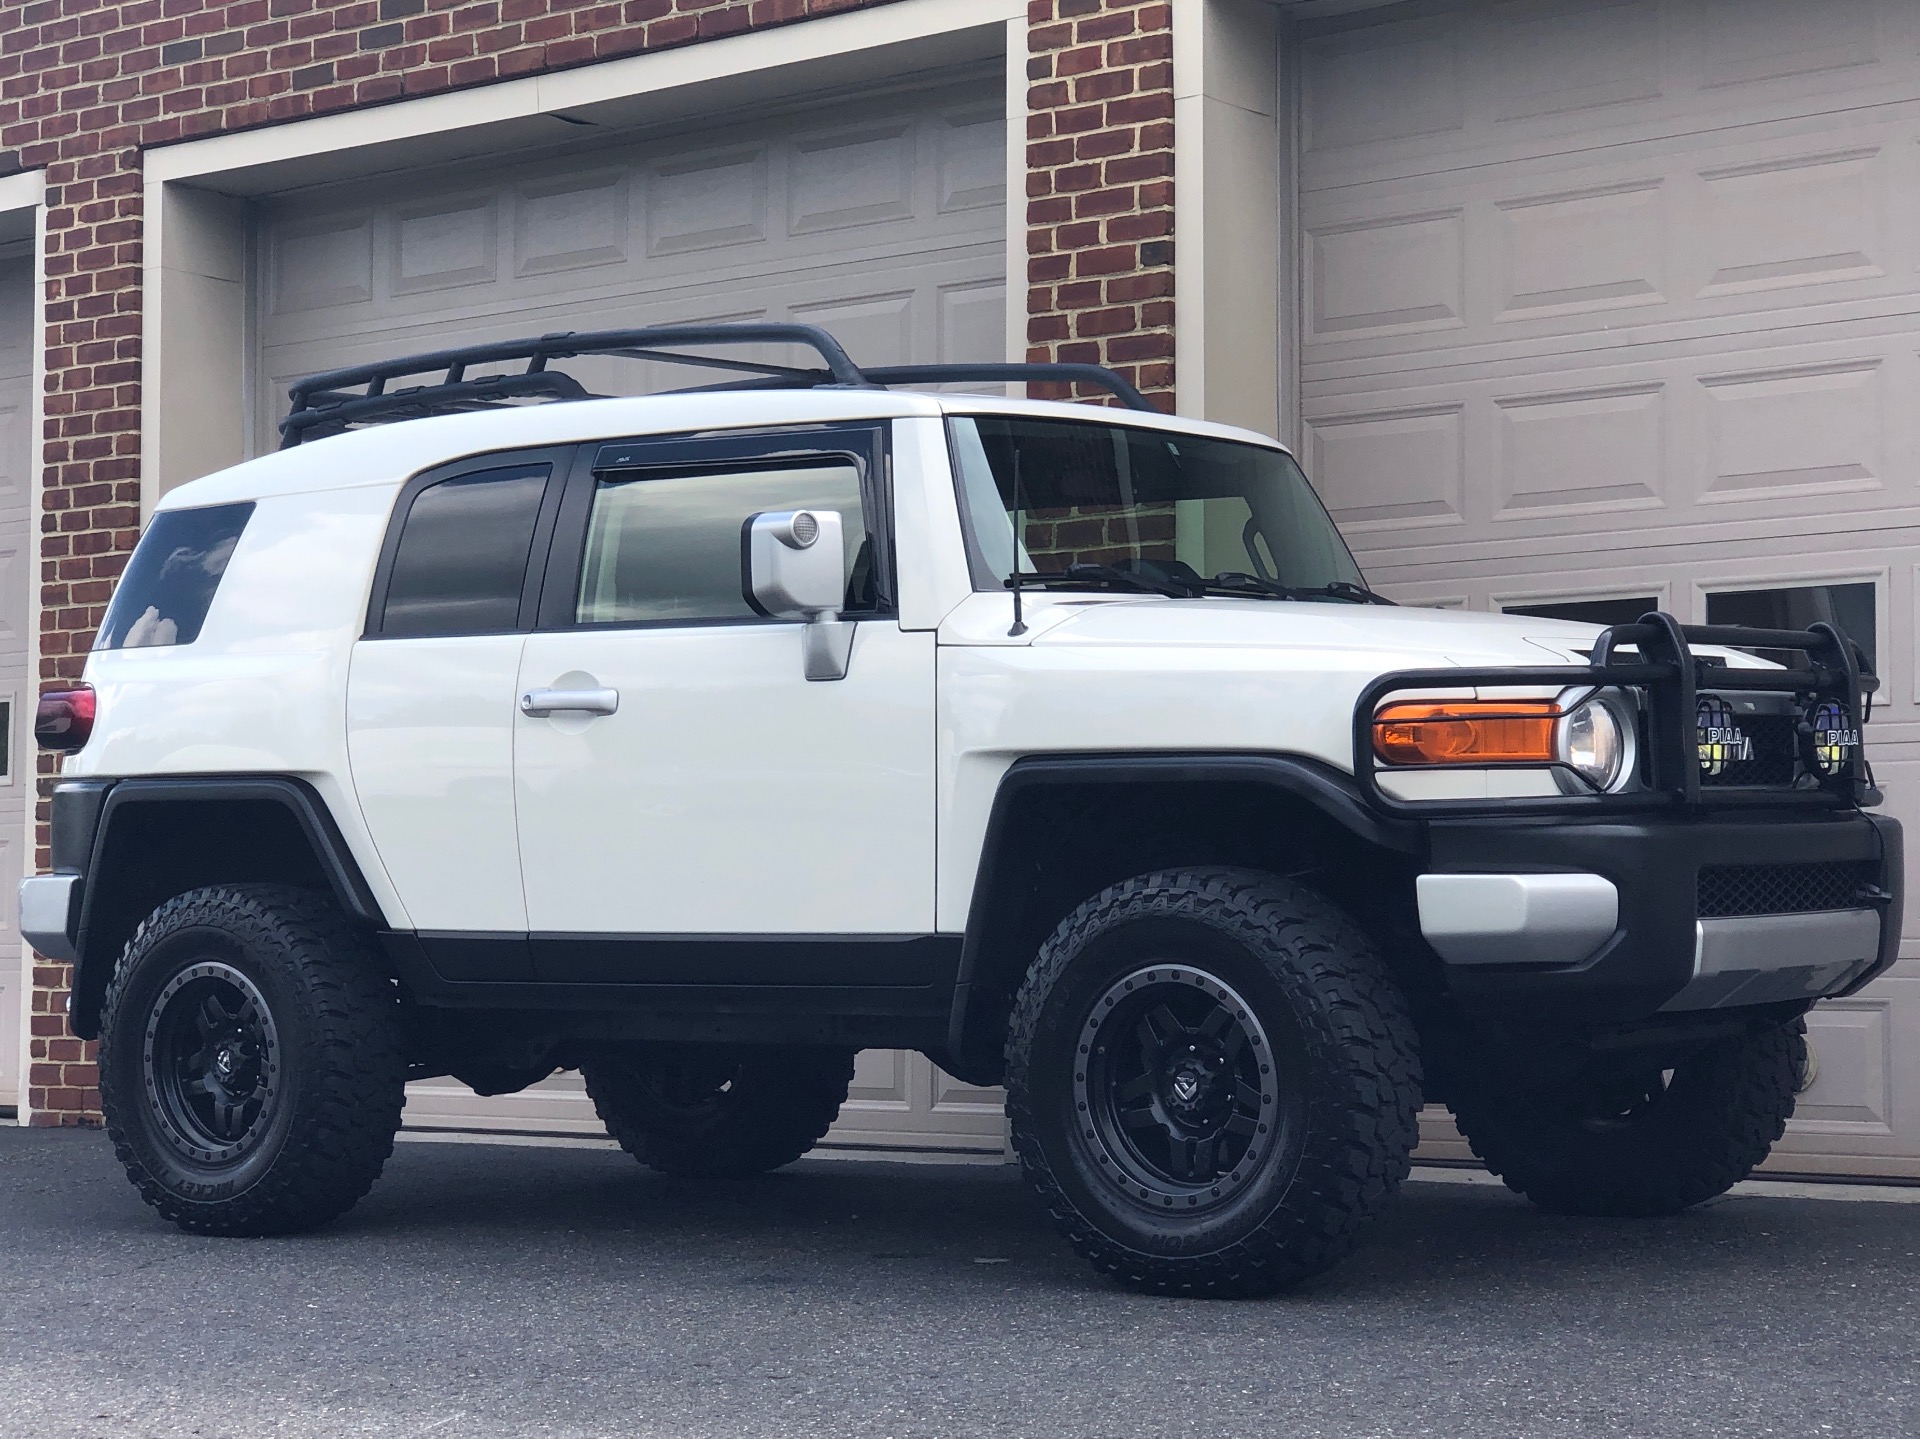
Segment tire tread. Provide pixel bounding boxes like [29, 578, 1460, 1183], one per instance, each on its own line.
[1005, 867, 1422, 1296]
[98, 884, 405, 1236]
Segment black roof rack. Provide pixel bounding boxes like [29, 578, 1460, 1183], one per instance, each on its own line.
[278, 322, 1154, 447]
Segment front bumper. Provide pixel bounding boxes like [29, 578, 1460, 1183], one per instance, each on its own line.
[1416, 809, 1901, 1022]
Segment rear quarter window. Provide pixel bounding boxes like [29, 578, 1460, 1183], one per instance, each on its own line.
[94, 502, 255, 650]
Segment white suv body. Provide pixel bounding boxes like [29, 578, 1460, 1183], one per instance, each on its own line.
[21, 330, 1899, 1294]
[68, 388, 1606, 940]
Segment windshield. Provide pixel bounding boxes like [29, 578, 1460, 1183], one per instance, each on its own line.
[948, 415, 1365, 596]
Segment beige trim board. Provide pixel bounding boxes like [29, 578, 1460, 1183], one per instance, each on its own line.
[1004, 15, 1027, 371]
[1173, 0, 1283, 436]
[0, 172, 46, 219]
[145, 0, 1021, 196]
[6, 172, 46, 1125]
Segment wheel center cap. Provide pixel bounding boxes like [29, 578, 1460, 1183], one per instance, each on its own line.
[1170, 1072, 1202, 1103]
[213, 1046, 237, 1079]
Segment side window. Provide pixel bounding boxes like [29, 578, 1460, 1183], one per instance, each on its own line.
[96, 501, 255, 650]
[379, 464, 550, 637]
[574, 461, 872, 626]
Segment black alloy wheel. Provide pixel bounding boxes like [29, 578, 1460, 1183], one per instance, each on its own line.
[143, 961, 284, 1166]
[1006, 868, 1422, 1297]
[1449, 1020, 1806, 1217]
[583, 1045, 855, 1179]
[1074, 964, 1290, 1216]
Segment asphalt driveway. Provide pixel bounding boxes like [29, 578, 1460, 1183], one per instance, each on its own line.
[0, 1126, 1915, 1439]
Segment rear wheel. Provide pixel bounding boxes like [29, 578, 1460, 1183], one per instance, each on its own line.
[1448, 1020, 1805, 1216]
[1005, 868, 1422, 1297]
[97, 884, 406, 1236]
[582, 1046, 854, 1178]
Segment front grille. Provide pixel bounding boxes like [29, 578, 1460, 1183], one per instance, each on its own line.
[1698, 711, 1800, 788]
[1696, 861, 1879, 918]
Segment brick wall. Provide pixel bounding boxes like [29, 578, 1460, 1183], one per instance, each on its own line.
[1, 0, 1177, 1123]
[1023, 0, 1174, 408]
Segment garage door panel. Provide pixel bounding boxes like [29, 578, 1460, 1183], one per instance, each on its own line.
[264, 249, 1006, 423]
[1297, 0, 1920, 193]
[1304, 117, 1920, 374]
[259, 82, 1002, 370]
[1308, 332, 1920, 558]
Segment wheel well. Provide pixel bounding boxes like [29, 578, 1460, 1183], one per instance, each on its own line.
[948, 777, 1436, 1082]
[70, 793, 371, 1039]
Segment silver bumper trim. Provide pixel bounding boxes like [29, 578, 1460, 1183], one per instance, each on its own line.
[1661, 909, 1882, 1012]
[19, 874, 80, 963]
[1415, 872, 1619, 967]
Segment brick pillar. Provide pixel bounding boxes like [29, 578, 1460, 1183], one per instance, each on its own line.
[1023, 0, 1175, 409]
[24, 150, 145, 1128]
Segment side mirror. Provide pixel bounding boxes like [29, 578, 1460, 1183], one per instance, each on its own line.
[742, 509, 855, 681]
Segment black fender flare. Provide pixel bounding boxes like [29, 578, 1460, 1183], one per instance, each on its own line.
[942, 752, 1424, 1074]
[62, 775, 387, 1039]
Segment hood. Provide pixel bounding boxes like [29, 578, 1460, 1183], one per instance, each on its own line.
[1026, 596, 1604, 669]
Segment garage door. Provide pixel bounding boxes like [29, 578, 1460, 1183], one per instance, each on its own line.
[0, 252, 30, 1116]
[255, 74, 1010, 1157]
[1296, 0, 1920, 1177]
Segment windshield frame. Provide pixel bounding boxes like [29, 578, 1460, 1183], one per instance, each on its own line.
[942, 412, 1366, 597]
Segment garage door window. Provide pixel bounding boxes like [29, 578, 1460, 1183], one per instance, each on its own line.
[1504, 596, 1658, 628]
[575, 462, 872, 626]
[378, 464, 551, 638]
[1706, 583, 1877, 671]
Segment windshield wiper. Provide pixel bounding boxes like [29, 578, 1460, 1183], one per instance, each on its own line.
[1004, 565, 1396, 606]
[1207, 573, 1396, 605]
[1289, 579, 1395, 606]
[1007, 563, 1193, 599]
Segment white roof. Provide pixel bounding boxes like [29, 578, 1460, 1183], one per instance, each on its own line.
[161, 390, 1296, 508]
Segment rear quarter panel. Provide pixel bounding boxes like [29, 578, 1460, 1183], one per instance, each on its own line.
[65, 482, 412, 926]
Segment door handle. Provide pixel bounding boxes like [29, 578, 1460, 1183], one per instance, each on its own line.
[520, 687, 620, 718]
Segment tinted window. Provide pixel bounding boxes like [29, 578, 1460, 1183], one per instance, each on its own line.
[1504, 596, 1657, 628]
[96, 502, 254, 650]
[380, 465, 550, 637]
[949, 416, 1363, 594]
[575, 462, 869, 625]
[1707, 582, 1876, 671]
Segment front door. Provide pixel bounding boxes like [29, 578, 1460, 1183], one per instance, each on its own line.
[514, 427, 937, 981]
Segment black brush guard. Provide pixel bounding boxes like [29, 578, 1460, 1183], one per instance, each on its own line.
[1353, 612, 1878, 819]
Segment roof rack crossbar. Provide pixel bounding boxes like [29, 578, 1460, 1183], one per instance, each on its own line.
[278, 322, 1157, 446]
[861, 362, 1153, 412]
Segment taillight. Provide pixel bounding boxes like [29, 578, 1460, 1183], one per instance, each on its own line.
[35, 685, 96, 752]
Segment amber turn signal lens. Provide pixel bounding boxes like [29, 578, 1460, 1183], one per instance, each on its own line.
[1373, 700, 1561, 767]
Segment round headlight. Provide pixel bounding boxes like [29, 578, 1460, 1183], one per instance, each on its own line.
[1557, 699, 1626, 791]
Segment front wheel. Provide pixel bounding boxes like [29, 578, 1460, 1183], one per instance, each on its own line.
[1448, 1020, 1805, 1217]
[1005, 868, 1423, 1297]
[582, 1046, 854, 1178]
[98, 885, 406, 1236]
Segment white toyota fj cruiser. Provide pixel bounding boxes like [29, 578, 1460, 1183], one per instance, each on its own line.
[21, 325, 1901, 1296]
